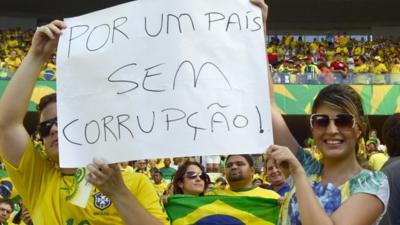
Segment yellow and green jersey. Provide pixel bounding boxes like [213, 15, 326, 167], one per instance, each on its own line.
[4, 141, 169, 225]
[153, 182, 168, 197]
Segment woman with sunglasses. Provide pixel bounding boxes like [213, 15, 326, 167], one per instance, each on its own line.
[172, 161, 210, 196]
[267, 81, 389, 225]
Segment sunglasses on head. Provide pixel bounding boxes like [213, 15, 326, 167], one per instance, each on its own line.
[37, 117, 57, 138]
[185, 171, 206, 180]
[310, 113, 355, 130]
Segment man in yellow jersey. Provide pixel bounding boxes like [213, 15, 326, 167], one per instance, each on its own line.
[0, 21, 168, 225]
[366, 138, 388, 171]
[208, 154, 280, 200]
[152, 170, 168, 197]
[4, 50, 21, 75]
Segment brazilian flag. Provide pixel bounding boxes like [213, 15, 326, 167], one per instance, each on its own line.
[166, 195, 280, 225]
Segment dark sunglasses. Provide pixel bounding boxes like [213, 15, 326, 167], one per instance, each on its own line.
[37, 117, 58, 138]
[185, 171, 206, 180]
[310, 113, 355, 130]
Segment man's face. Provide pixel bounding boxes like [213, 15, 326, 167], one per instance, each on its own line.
[136, 160, 146, 170]
[164, 158, 171, 167]
[367, 143, 377, 153]
[265, 159, 285, 186]
[153, 172, 162, 184]
[10, 51, 17, 59]
[173, 157, 182, 165]
[40, 102, 59, 164]
[225, 156, 254, 183]
[0, 203, 12, 223]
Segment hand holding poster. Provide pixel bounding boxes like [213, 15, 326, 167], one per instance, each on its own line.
[57, 0, 272, 168]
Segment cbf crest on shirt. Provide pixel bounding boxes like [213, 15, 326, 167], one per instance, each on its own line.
[93, 192, 111, 210]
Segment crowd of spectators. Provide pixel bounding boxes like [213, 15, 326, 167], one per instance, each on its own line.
[3, 28, 400, 85]
[0, 7, 398, 222]
[268, 34, 400, 84]
[0, 28, 55, 80]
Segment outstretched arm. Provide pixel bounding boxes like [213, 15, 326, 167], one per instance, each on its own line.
[253, 0, 301, 154]
[268, 62, 300, 153]
[0, 20, 66, 167]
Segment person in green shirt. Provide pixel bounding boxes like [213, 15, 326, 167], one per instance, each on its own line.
[160, 158, 177, 182]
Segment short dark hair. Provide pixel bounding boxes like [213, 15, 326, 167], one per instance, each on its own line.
[382, 113, 400, 157]
[215, 177, 227, 185]
[37, 93, 57, 114]
[153, 170, 162, 176]
[172, 161, 209, 195]
[226, 154, 254, 167]
[150, 167, 160, 174]
[0, 198, 14, 212]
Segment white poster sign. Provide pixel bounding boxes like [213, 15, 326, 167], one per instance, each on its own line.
[57, 0, 272, 168]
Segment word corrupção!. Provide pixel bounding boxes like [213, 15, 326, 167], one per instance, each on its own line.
[62, 104, 265, 146]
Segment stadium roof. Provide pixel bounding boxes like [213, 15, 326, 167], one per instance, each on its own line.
[2, 0, 400, 31]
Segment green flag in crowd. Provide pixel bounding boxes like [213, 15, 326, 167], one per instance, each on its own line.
[166, 195, 280, 225]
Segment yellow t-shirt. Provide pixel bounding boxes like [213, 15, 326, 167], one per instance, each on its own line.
[290, 40, 298, 49]
[336, 46, 349, 55]
[338, 36, 350, 46]
[390, 64, 400, 74]
[4, 57, 21, 73]
[353, 64, 371, 84]
[120, 165, 135, 175]
[368, 152, 388, 171]
[4, 141, 169, 225]
[352, 46, 365, 56]
[156, 161, 165, 170]
[372, 63, 388, 74]
[284, 36, 293, 47]
[207, 186, 280, 200]
[153, 182, 168, 196]
[7, 39, 19, 48]
[353, 64, 369, 73]
[325, 49, 336, 62]
[309, 42, 319, 52]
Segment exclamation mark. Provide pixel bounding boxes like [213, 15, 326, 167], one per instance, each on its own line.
[255, 106, 264, 133]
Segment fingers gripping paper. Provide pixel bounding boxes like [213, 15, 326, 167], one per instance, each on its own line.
[57, 0, 273, 168]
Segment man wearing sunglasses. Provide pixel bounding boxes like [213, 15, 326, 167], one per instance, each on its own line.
[0, 21, 168, 225]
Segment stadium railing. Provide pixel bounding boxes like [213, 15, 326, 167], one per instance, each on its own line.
[272, 73, 400, 85]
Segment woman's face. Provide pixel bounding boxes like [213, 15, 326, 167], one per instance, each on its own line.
[311, 104, 361, 161]
[179, 165, 206, 195]
[265, 159, 285, 186]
